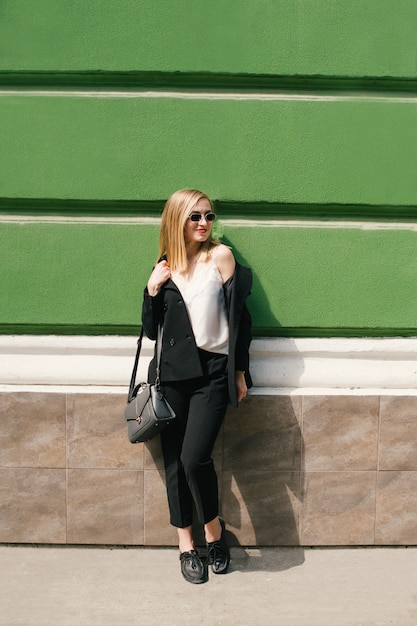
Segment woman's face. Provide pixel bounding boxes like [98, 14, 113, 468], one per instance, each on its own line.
[184, 198, 214, 246]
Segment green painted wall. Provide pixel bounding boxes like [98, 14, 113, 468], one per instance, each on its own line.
[1, 0, 417, 78]
[2, 95, 417, 206]
[1, 1, 416, 337]
[1, 221, 416, 336]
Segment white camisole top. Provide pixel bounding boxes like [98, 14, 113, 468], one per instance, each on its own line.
[171, 257, 229, 355]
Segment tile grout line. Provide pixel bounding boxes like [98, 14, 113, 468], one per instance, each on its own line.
[141, 468, 144, 546]
[299, 395, 305, 545]
[142, 443, 146, 546]
[374, 395, 382, 545]
[65, 392, 69, 545]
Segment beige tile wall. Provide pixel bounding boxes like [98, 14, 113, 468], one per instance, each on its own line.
[1, 391, 416, 546]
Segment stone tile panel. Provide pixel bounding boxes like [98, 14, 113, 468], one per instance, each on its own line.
[379, 396, 417, 470]
[67, 469, 144, 545]
[376, 471, 417, 544]
[0, 468, 66, 543]
[222, 470, 301, 546]
[143, 470, 177, 545]
[67, 394, 143, 469]
[224, 396, 302, 472]
[0, 392, 66, 468]
[144, 436, 165, 470]
[302, 396, 379, 471]
[300, 471, 376, 545]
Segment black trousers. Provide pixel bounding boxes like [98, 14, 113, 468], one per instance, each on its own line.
[160, 350, 229, 528]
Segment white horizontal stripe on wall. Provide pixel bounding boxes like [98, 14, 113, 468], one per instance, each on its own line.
[0, 336, 416, 394]
[1, 215, 417, 231]
[2, 89, 417, 105]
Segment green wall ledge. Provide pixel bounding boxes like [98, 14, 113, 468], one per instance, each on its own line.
[0, 325, 416, 339]
[2, 198, 417, 222]
[3, 71, 417, 93]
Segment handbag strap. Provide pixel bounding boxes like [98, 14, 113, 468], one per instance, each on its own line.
[127, 324, 163, 402]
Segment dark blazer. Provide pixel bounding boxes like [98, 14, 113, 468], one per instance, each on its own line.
[141, 261, 253, 407]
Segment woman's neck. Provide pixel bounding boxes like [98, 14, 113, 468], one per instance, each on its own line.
[186, 243, 203, 264]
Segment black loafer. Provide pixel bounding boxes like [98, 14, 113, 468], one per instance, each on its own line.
[206, 518, 230, 574]
[179, 550, 208, 584]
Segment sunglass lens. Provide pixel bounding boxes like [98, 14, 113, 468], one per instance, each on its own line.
[189, 213, 216, 222]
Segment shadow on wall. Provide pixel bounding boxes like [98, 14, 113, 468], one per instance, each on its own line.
[222, 244, 305, 571]
[222, 394, 305, 572]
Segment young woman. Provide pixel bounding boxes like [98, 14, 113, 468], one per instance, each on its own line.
[142, 189, 252, 584]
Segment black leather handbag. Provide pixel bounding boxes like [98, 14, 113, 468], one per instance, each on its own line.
[124, 325, 176, 443]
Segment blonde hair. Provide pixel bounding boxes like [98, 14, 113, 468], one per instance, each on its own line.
[158, 189, 219, 271]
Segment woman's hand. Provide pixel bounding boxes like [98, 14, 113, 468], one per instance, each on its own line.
[235, 370, 248, 403]
[147, 260, 171, 296]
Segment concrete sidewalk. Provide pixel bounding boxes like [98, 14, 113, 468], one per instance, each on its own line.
[1, 544, 416, 625]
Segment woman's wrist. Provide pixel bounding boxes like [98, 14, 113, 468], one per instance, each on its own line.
[147, 281, 161, 297]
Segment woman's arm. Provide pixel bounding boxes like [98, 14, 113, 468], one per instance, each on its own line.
[224, 260, 253, 404]
[214, 244, 236, 283]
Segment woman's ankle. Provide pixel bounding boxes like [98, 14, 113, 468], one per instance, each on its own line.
[178, 525, 195, 554]
[204, 516, 222, 543]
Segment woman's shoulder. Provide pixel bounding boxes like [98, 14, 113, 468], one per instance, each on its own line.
[211, 243, 233, 261]
[211, 244, 235, 282]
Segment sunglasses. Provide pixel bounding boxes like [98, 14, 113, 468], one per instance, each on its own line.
[188, 212, 216, 222]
